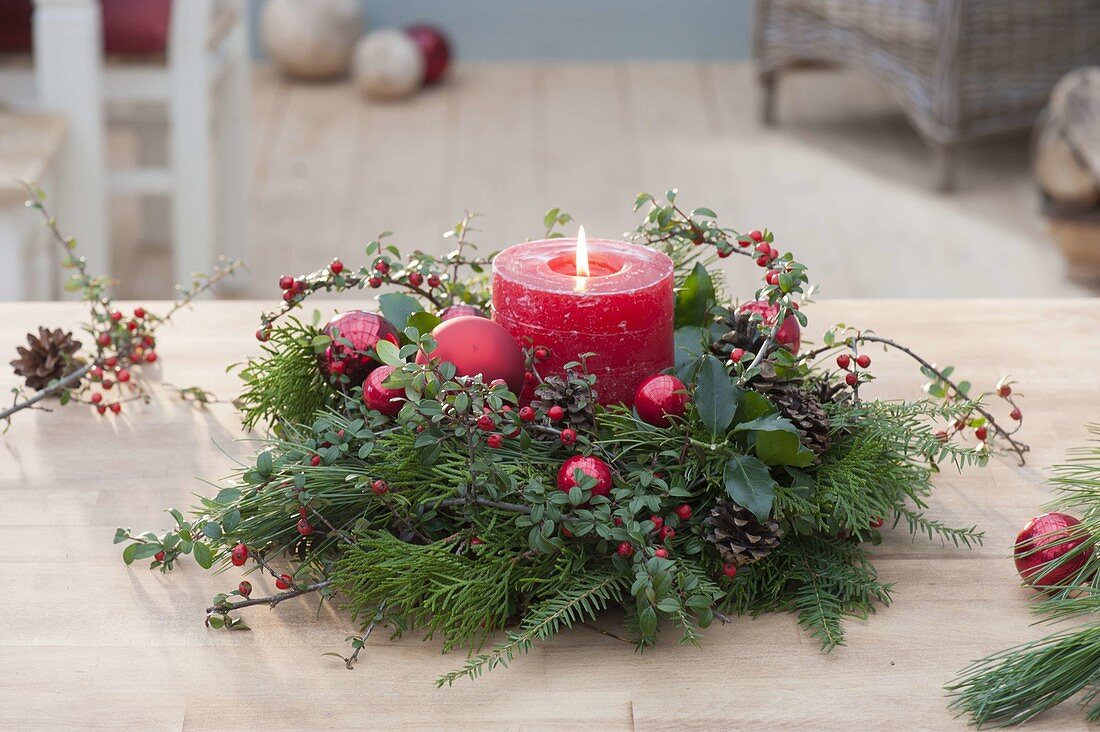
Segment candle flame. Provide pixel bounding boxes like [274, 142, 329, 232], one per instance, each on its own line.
[575, 226, 590, 278]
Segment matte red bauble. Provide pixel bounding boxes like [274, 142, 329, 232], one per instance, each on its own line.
[416, 316, 525, 392]
[362, 365, 404, 417]
[634, 374, 689, 427]
[1014, 512, 1093, 587]
[405, 24, 451, 84]
[739, 300, 801, 354]
[557, 455, 613, 497]
[438, 304, 485, 321]
[321, 310, 400, 384]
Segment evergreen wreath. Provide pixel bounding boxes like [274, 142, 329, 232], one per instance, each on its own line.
[116, 191, 1028, 684]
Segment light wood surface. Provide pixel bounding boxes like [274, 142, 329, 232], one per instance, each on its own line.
[108, 62, 1094, 301]
[1, 299, 1098, 730]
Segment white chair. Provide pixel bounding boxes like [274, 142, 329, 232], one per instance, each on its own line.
[1, 0, 250, 294]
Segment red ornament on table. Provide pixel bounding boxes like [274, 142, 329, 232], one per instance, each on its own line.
[738, 299, 801, 354]
[416, 316, 525, 393]
[363, 365, 405, 417]
[556, 454, 613, 497]
[405, 24, 451, 84]
[1014, 512, 1093, 587]
[634, 374, 689, 427]
[321, 310, 400, 384]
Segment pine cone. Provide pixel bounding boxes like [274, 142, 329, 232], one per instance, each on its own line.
[11, 327, 82, 390]
[531, 373, 597, 434]
[711, 310, 765, 359]
[705, 501, 782, 566]
[754, 378, 832, 458]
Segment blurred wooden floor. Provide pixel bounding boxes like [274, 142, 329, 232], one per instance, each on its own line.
[110, 62, 1089, 300]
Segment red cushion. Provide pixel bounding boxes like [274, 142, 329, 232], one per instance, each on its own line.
[0, 0, 172, 56]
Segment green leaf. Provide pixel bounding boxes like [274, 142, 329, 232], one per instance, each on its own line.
[406, 311, 441, 338]
[374, 338, 403, 367]
[201, 522, 222, 540]
[734, 414, 815, 467]
[192, 541, 214, 569]
[674, 262, 715, 328]
[673, 326, 706, 370]
[734, 390, 776, 425]
[378, 293, 423, 331]
[256, 451, 273, 478]
[723, 455, 777, 521]
[215, 488, 241, 504]
[693, 355, 740, 436]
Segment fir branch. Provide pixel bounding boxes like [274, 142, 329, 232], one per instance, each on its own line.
[893, 505, 984, 549]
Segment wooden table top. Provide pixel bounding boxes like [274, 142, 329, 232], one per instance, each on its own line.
[2, 299, 1097, 731]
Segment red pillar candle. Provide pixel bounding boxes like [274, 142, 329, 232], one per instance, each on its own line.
[492, 233, 674, 406]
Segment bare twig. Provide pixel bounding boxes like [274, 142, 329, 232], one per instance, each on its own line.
[0, 363, 92, 424]
[207, 579, 332, 613]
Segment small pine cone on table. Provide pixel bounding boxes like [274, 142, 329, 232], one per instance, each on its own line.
[705, 501, 782, 567]
[531, 373, 597, 434]
[10, 327, 82, 390]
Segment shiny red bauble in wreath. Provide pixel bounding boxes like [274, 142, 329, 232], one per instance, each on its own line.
[634, 374, 689, 427]
[739, 299, 801, 354]
[416, 316, 525, 393]
[557, 454, 613, 497]
[1014, 512, 1093, 588]
[362, 365, 405, 417]
[321, 310, 400, 384]
[405, 24, 451, 85]
[438, 304, 485, 322]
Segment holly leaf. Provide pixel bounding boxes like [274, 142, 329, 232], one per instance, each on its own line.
[734, 414, 815, 467]
[723, 455, 777, 521]
[406, 311, 441, 339]
[693, 355, 740, 436]
[674, 262, 715, 328]
[378, 293, 423, 331]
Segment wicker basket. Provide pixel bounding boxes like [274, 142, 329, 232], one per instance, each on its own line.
[1044, 198, 1100, 283]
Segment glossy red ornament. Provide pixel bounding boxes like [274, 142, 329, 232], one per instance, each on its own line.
[738, 299, 801, 354]
[416, 316, 525, 393]
[362, 365, 404, 417]
[556, 454, 613, 497]
[438, 304, 485, 321]
[321, 310, 399, 384]
[1014, 512, 1093, 587]
[406, 24, 451, 84]
[634, 374, 689, 427]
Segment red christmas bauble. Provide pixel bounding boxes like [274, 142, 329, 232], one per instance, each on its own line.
[321, 310, 399, 384]
[438, 304, 485, 321]
[739, 300, 801, 354]
[405, 24, 451, 84]
[416, 316, 525, 392]
[557, 455, 613, 497]
[363, 365, 405, 417]
[1014, 512, 1092, 587]
[634, 374, 689, 427]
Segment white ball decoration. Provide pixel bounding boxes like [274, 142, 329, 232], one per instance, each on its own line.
[260, 0, 365, 81]
[353, 29, 426, 100]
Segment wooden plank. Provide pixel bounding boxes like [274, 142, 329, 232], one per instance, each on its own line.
[0, 112, 65, 204]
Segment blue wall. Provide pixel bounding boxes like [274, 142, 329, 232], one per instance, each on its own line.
[250, 0, 753, 60]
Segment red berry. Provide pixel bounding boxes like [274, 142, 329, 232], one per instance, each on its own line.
[765, 271, 779, 286]
[856, 354, 871, 368]
[368, 277, 382, 288]
[256, 328, 269, 342]
[329, 360, 346, 375]
[133, 307, 146, 319]
[96, 405, 106, 415]
[869, 517, 885, 528]
[1010, 408, 1022, 421]
[935, 430, 949, 443]
[749, 230, 763, 242]
[275, 573, 293, 590]
[145, 352, 157, 364]
[658, 526, 675, 542]
[613, 517, 623, 527]
[723, 563, 738, 578]
[729, 347, 745, 362]
[110, 310, 122, 322]
[238, 581, 252, 598]
[533, 346, 550, 362]
[90, 365, 103, 380]
[117, 369, 131, 383]
[102, 379, 113, 390]
[109, 403, 121, 415]
[310, 455, 322, 466]
[279, 275, 294, 290]
[91, 392, 103, 404]
[524, 371, 536, 385]
[282, 291, 295, 302]
[97, 332, 111, 347]
[654, 548, 670, 559]
[427, 274, 441, 288]
[756, 255, 768, 267]
[106, 356, 119, 368]
[836, 354, 851, 370]
[519, 406, 536, 422]
[297, 518, 314, 536]
[650, 515, 664, 531]
[675, 504, 692, 520]
[487, 434, 504, 449]
[329, 259, 344, 274]
[547, 405, 564, 422]
[755, 242, 770, 254]
[845, 372, 858, 387]
[999, 385, 1012, 398]
[231, 543, 249, 566]
[408, 272, 424, 287]
[617, 541, 634, 558]
[298, 506, 308, 519]
[717, 247, 732, 258]
[155, 550, 165, 561]
[374, 260, 390, 274]
[371, 479, 388, 495]
[975, 427, 989, 441]
[560, 428, 577, 446]
[477, 414, 494, 431]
